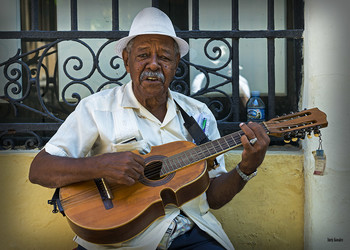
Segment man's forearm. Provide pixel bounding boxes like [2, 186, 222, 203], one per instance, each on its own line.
[29, 150, 100, 188]
[206, 168, 247, 209]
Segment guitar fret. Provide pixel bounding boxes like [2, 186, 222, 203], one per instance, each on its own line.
[203, 143, 211, 157]
[162, 159, 168, 172]
[208, 142, 218, 154]
[162, 158, 171, 172]
[222, 136, 231, 149]
[182, 153, 189, 165]
[193, 147, 203, 161]
[170, 156, 178, 170]
[187, 151, 193, 164]
[178, 154, 186, 167]
[175, 156, 183, 169]
[213, 140, 224, 152]
[226, 135, 236, 146]
[183, 150, 192, 164]
[167, 157, 176, 172]
[230, 134, 237, 145]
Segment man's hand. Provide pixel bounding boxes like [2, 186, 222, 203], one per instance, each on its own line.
[238, 122, 270, 174]
[29, 149, 145, 188]
[96, 152, 145, 186]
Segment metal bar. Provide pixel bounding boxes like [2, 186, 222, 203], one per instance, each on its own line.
[31, 0, 39, 30]
[0, 123, 62, 131]
[268, 0, 275, 30]
[231, 38, 240, 122]
[218, 122, 241, 132]
[232, 0, 238, 30]
[294, 0, 305, 29]
[71, 0, 78, 30]
[192, 0, 199, 30]
[231, 0, 240, 121]
[0, 30, 304, 40]
[294, 39, 303, 111]
[292, 0, 305, 111]
[152, 0, 160, 8]
[267, 38, 275, 119]
[267, 0, 276, 119]
[112, 0, 119, 30]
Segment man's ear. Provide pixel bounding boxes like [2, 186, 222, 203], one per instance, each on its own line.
[175, 54, 180, 69]
[122, 49, 130, 73]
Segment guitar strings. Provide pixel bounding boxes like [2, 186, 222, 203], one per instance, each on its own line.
[61, 187, 104, 208]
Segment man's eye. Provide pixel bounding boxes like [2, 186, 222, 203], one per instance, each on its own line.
[160, 56, 169, 60]
[138, 54, 148, 58]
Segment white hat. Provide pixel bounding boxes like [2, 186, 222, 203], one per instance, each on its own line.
[115, 7, 189, 58]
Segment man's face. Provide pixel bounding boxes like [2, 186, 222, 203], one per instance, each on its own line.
[122, 34, 180, 102]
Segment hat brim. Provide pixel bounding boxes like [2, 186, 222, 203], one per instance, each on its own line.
[115, 33, 189, 58]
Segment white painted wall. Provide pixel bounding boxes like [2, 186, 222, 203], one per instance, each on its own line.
[303, 0, 350, 249]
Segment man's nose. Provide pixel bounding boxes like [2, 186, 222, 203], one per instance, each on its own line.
[148, 54, 161, 71]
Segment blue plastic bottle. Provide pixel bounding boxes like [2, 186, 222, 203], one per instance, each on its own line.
[247, 91, 265, 122]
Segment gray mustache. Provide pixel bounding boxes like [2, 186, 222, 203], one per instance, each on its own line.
[140, 71, 165, 83]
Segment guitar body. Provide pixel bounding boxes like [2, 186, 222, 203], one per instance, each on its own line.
[59, 141, 210, 244]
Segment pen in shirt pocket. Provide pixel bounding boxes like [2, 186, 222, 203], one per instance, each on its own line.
[201, 118, 207, 133]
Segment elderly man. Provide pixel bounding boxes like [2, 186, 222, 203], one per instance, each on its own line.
[29, 7, 269, 250]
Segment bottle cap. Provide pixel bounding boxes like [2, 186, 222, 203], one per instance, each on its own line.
[251, 91, 260, 97]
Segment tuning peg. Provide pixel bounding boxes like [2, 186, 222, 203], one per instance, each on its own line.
[288, 131, 297, 142]
[284, 132, 292, 143]
[314, 126, 321, 137]
[297, 129, 306, 140]
[306, 128, 313, 138]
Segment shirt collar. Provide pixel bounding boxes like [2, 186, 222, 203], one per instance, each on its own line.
[120, 81, 178, 126]
[121, 81, 140, 109]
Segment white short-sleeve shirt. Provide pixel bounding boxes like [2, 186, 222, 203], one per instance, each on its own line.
[45, 82, 234, 250]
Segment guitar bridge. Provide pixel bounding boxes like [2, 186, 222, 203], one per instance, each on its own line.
[94, 178, 114, 210]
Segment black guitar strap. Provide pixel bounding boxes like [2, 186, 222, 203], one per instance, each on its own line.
[175, 100, 211, 145]
[174, 100, 218, 167]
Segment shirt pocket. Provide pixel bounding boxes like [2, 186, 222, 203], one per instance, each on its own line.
[112, 139, 151, 155]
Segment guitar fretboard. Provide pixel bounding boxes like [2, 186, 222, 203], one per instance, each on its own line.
[160, 122, 270, 176]
[160, 130, 245, 176]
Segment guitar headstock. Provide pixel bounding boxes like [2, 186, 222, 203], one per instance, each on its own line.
[264, 108, 328, 143]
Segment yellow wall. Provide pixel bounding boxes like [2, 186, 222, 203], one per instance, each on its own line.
[0, 150, 304, 250]
[217, 151, 304, 250]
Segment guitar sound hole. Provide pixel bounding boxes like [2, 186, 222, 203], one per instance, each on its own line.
[144, 161, 163, 180]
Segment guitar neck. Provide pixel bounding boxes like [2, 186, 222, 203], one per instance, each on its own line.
[160, 123, 268, 176]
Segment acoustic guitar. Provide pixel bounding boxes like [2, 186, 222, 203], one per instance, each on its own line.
[54, 108, 328, 244]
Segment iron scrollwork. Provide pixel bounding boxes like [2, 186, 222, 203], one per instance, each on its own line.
[1, 37, 238, 149]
